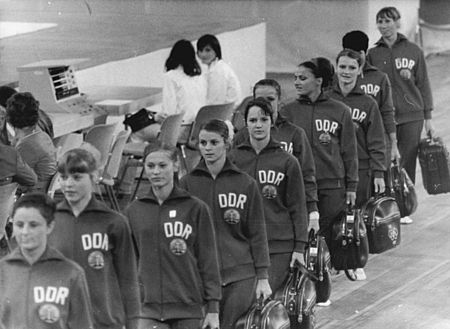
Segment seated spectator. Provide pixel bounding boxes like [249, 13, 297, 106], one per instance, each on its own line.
[197, 34, 241, 106]
[6, 92, 57, 192]
[0, 86, 54, 145]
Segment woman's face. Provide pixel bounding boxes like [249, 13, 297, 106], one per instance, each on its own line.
[246, 106, 271, 141]
[294, 66, 322, 98]
[13, 207, 53, 253]
[197, 45, 217, 65]
[199, 129, 227, 165]
[336, 56, 360, 86]
[60, 172, 95, 206]
[377, 15, 398, 39]
[254, 85, 280, 113]
[144, 150, 177, 189]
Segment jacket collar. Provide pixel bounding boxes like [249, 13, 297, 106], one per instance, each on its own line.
[297, 91, 329, 104]
[374, 33, 407, 47]
[138, 185, 191, 203]
[331, 83, 365, 97]
[5, 246, 65, 264]
[57, 194, 108, 214]
[235, 134, 282, 152]
[191, 157, 242, 177]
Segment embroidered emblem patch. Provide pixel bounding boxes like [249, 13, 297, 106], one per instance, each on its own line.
[318, 132, 331, 145]
[262, 185, 277, 199]
[170, 238, 187, 256]
[38, 304, 60, 323]
[88, 250, 105, 269]
[388, 224, 399, 245]
[224, 209, 240, 224]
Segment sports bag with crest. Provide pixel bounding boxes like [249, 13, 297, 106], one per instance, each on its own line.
[274, 262, 316, 329]
[234, 297, 290, 329]
[390, 161, 418, 217]
[330, 206, 369, 281]
[304, 229, 331, 303]
[361, 194, 401, 254]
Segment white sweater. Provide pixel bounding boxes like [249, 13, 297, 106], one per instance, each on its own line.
[202, 59, 241, 106]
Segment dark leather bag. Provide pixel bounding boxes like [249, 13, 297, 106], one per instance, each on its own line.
[234, 298, 290, 329]
[273, 262, 316, 329]
[390, 162, 418, 217]
[361, 194, 401, 254]
[330, 207, 369, 281]
[304, 229, 331, 303]
[123, 108, 156, 132]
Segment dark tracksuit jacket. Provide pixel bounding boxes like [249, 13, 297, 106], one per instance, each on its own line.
[329, 85, 386, 178]
[356, 62, 396, 135]
[123, 186, 221, 320]
[368, 33, 433, 124]
[48, 196, 140, 329]
[228, 138, 309, 253]
[281, 93, 358, 192]
[0, 143, 37, 187]
[179, 158, 270, 284]
[233, 114, 318, 213]
[0, 247, 94, 329]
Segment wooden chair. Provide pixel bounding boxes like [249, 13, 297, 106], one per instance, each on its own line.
[54, 133, 84, 159]
[231, 96, 252, 132]
[84, 122, 118, 173]
[0, 183, 18, 250]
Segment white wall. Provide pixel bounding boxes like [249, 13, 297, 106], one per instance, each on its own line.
[76, 23, 266, 100]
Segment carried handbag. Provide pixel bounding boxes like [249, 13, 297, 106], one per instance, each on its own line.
[361, 194, 401, 254]
[304, 229, 332, 303]
[390, 161, 418, 217]
[123, 108, 156, 133]
[234, 297, 290, 329]
[273, 262, 316, 329]
[330, 206, 369, 281]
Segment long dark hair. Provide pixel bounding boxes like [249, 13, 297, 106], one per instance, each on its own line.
[165, 39, 201, 77]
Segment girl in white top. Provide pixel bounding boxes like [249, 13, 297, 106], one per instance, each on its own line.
[156, 39, 207, 124]
[197, 34, 241, 106]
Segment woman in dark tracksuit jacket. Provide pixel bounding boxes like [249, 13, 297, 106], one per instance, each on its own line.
[228, 98, 308, 297]
[330, 49, 387, 207]
[180, 119, 271, 329]
[0, 193, 93, 329]
[125, 144, 221, 329]
[281, 58, 358, 276]
[368, 6, 434, 185]
[48, 148, 140, 329]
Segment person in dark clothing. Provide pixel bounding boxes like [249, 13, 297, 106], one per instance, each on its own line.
[0, 192, 94, 329]
[125, 144, 222, 329]
[229, 99, 308, 302]
[233, 79, 319, 227]
[180, 120, 271, 329]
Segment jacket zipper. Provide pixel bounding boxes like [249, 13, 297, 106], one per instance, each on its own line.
[157, 205, 164, 321]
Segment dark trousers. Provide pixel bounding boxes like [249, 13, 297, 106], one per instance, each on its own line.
[317, 187, 346, 251]
[138, 318, 201, 329]
[397, 120, 424, 183]
[356, 169, 372, 208]
[220, 277, 256, 329]
[268, 253, 292, 294]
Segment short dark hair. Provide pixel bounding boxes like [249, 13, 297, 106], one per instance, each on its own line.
[298, 57, 335, 89]
[143, 142, 179, 163]
[12, 192, 56, 225]
[199, 119, 230, 142]
[342, 30, 369, 53]
[57, 148, 98, 175]
[336, 49, 363, 67]
[0, 86, 17, 108]
[165, 39, 201, 77]
[376, 7, 401, 22]
[245, 97, 274, 124]
[253, 79, 281, 99]
[197, 34, 222, 60]
[6, 92, 40, 128]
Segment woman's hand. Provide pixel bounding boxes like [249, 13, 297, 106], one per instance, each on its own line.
[202, 313, 219, 329]
[290, 251, 305, 268]
[390, 140, 401, 163]
[255, 279, 272, 301]
[373, 177, 385, 194]
[346, 191, 356, 207]
[154, 112, 168, 123]
[424, 119, 434, 138]
[308, 211, 320, 233]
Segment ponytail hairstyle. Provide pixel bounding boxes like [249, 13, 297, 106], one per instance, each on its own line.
[298, 57, 335, 90]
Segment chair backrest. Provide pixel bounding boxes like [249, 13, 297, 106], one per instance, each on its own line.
[232, 96, 252, 132]
[84, 123, 118, 170]
[55, 133, 84, 159]
[0, 183, 18, 233]
[158, 112, 184, 147]
[187, 102, 235, 148]
[101, 130, 131, 181]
